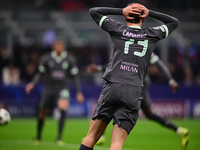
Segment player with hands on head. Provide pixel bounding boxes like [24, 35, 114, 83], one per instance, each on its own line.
[87, 52, 188, 149]
[80, 3, 181, 150]
[25, 39, 84, 145]
[123, 3, 149, 20]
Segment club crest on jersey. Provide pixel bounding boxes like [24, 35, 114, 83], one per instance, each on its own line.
[104, 18, 109, 22]
[152, 26, 165, 32]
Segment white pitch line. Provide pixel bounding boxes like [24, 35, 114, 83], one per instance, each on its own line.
[0, 139, 143, 150]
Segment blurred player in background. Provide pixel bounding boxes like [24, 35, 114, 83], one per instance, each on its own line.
[25, 39, 84, 145]
[87, 52, 189, 149]
[80, 3, 180, 150]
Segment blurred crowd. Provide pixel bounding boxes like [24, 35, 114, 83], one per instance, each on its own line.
[0, 43, 200, 87]
[35, 0, 200, 10]
[0, 45, 39, 86]
[0, 0, 200, 87]
[2, 0, 199, 11]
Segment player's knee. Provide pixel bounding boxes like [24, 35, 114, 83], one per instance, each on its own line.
[142, 107, 153, 119]
[38, 111, 47, 119]
[58, 99, 69, 110]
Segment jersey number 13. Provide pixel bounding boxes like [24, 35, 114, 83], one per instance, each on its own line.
[124, 39, 148, 57]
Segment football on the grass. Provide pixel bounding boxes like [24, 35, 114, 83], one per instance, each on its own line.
[0, 108, 11, 125]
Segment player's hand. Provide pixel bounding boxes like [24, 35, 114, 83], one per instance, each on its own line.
[25, 82, 35, 94]
[87, 64, 99, 74]
[123, 4, 142, 20]
[138, 5, 149, 18]
[170, 80, 179, 93]
[76, 92, 85, 104]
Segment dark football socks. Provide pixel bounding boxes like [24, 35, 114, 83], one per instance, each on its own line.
[146, 113, 178, 131]
[79, 144, 93, 150]
[57, 110, 66, 140]
[37, 118, 44, 140]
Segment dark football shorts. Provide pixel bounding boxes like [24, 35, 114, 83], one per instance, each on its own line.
[92, 81, 143, 134]
[39, 89, 70, 110]
[140, 85, 151, 109]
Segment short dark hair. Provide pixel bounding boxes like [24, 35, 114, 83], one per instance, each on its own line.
[127, 2, 135, 6]
[126, 3, 143, 23]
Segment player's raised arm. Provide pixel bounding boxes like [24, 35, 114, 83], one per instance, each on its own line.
[89, 6, 142, 27]
[89, 7, 123, 25]
[145, 8, 180, 35]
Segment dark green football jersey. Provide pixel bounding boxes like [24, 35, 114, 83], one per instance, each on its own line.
[99, 17, 169, 87]
[37, 51, 79, 91]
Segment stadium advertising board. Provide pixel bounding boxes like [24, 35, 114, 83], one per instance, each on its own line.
[139, 100, 188, 118]
[0, 84, 200, 118]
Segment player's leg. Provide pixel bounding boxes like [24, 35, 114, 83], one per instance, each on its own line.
[141, 88, 189, 149]
[80, 81, 118, 150]
[36, 92, 52, 141]
[56, 97, 69, 142]
[80, 119, 108, 149]
[36, 108, 49, 141]
[55, 89, 70, 144]
[142, 105, 178, 130]
[110, 85, 142, 150]
[110, 124, 128, 150]
[141, 87, 178, 130]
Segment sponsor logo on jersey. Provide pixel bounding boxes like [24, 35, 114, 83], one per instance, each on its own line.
[51, 70, 65, 79]
[152, 26, 165, 32]
[123, 30, 147, 38]
[120, 61, 139, 73]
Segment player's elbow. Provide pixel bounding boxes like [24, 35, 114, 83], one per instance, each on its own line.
[170, 17, 180, 29]
[89, 7, 97, 17]
[174, 18, 180, 27]
[167, 18, 180, 34]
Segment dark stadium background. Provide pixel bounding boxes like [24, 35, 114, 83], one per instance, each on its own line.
[0, 0, 200, 119]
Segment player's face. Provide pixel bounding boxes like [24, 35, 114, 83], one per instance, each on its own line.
[53, 41, 65, 54]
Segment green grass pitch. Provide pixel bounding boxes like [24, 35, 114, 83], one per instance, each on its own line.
[0, 118, 199, 150]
